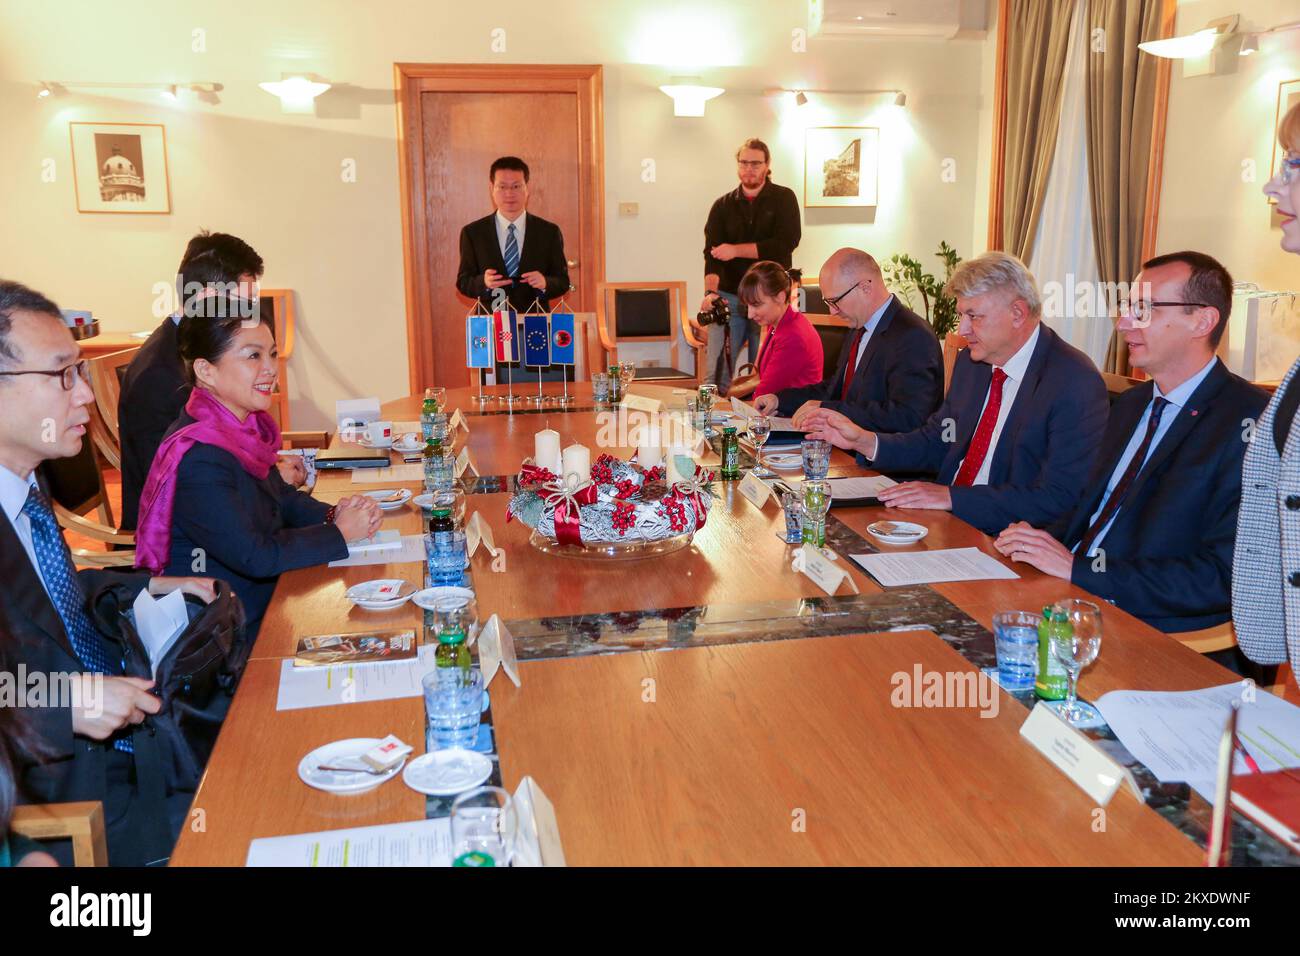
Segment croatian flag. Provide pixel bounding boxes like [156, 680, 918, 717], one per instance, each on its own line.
[493, 309, 519, 363]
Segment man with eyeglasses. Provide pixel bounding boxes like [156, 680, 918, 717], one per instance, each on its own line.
[802, 252, 1108, 536]
[755, 248, 942, 436]
[697, 138, 802, 391]
[0, 280, 217, 865]
[994, 252, 1268, 654]
[456, 156, 570, 316]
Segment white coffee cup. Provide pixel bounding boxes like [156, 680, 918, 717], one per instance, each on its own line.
[363, 421, 394, 446]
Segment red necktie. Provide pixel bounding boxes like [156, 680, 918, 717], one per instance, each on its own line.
[953, 368, 1008, 487]
[839, 327, 866, 401]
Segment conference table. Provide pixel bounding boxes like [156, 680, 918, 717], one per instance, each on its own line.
[169, 382, 1292, 866]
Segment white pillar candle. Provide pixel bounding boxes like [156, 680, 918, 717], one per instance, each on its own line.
[638, 444, 663, 470]
[535, 429, 561, 475]
[665, 446, 695, 485]
[561, 443, 591, 486]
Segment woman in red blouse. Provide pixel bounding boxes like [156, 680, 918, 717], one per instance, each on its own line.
[735, 261, 823, 399]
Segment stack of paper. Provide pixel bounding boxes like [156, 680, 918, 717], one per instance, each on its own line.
[850, 548, 1019, 586]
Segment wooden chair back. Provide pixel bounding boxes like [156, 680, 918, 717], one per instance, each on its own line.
[88, 346, 138, 450]
[9, 801, 108, 866]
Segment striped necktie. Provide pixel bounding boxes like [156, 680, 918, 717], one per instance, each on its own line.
[504, 222, 520, 278]
[1075, 397, 1170, 555]
[23, 486, 132, 752]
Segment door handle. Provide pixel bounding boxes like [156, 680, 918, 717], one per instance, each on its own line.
[567, 259, 579, 268]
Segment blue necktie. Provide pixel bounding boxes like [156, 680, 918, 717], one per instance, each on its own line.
[23, 486, 132, 752]
[504, 222, 520, 279]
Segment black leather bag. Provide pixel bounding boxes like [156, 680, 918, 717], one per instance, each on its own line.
[90, 579, 249, 791]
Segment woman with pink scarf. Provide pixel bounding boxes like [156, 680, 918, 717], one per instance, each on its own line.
[135, 296, 381, 639]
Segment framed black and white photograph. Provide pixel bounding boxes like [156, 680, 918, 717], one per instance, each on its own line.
[69, 122, 171, 214]
[804, 126, 879, 208]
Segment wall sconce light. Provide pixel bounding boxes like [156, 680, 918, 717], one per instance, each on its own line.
[794, 90, 809, 107]
[658, 77, 724, 117]
[1138, 14, 1237, 59]
[259, 74, 332, 113]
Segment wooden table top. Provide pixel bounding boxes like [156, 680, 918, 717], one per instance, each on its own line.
[172, 383, 1250, 866]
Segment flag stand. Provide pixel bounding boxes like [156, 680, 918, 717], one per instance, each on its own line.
[475, 367, 490, 406]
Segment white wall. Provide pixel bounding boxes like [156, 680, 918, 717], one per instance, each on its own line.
[1156, 0, 1300, 293]
[0, 0, 989, 427]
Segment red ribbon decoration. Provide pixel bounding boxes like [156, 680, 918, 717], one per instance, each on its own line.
[669, 471, 710, 531]
[541, 479, 597, 546]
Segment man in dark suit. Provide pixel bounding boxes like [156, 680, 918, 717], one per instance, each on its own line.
[755, 248, 943, 435]
[996, 252, 1268, 641]
[118, 231, 265, 530]
[802, 252, 1108, 535]
[0, 281, 216, 865]
[455, 156, 570, 315]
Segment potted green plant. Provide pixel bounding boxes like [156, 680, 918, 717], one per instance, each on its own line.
[881, 242, 962, 340]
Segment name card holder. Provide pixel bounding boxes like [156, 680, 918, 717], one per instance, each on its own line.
[1019, 701, 1141, 806]
[622, 392, 662, 414]
[465, 511, 499, 559]
[793, 543, 859, 596]
[449, 408, 469, 433]
[454, 447, 478, 478]
[473, 613, 520, 688]
[512, 776, 566, 867]
[738, 471, 773, 510]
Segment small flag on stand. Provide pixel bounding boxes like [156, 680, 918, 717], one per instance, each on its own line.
[550, 312, 576, 365]
[493, 309, 520, 363]
[523, 313, 551, 367]
[466, 312, 493, 369]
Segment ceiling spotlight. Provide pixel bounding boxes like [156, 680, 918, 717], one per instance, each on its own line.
[37, 82, 51, 99]
[795, 91, 808, 106]
[894, 91, 907, 107]
[1239, 34, 1260, 55]
[161, 84, 178, 100]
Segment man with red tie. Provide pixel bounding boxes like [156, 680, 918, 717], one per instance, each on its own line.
[801, 252, 1108, 535]
[994, 252, 1267, 645]
[755, 248, 943, 435]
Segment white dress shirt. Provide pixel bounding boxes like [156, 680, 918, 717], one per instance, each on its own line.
[494, 210, 527, 265]
[1078, 355, 1219, 555]
[849, 294, 894, 375]
[0, 464, 54, 603]
[954, 323, 1041, 486]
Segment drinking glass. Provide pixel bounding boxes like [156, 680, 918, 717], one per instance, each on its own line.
[801, 439, 831, 481]
[425, 529, 467, 587]
[424, 449, 456, 491]
[423, 666, 483, 751]
[429, 411, 449, 444]
[431, 486, 468, 531]
[430, 594, 479, 644]
[618, 361, 637, 388]
[801, 480, 830, 547]
[450, 786, 517, 867]
[992, 610, 1040, 691]
[591, 372, 610, 403]
[428, 386, 447, 411]
[779, 490, 804, 544]
[747, 415, 772, 476]
[686, 399, 708, 437]
[1049, 599, 1103, 724]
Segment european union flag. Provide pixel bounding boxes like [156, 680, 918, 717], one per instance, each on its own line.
[523, 313, 551, 368]
[466, 313, 493, 369]
[550, 312, 576, 366]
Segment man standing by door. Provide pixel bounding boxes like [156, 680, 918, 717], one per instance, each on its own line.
[697, 138, 802, 392]
[456, 156, 570, 315]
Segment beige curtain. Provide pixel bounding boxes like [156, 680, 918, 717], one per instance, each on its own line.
[1001, 0, 1075, 261]
[1087, 0, 1165, 374]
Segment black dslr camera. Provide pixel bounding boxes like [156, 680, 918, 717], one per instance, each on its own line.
[696, 294, 732, 327]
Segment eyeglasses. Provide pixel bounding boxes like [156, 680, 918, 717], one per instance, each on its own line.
[1116, 300, 1209, 327]
[0, 359, 90, 391]
[737, 160, 767, 168]
[824, 280, 867, 312]
[492, 182, 526, 193]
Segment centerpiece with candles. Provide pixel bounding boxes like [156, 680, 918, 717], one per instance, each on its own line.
[508, 427, 715, 558]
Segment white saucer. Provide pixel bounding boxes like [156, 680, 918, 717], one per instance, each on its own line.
[765, 453, 803, 470]
[345, 578, 415, 610]
[298, 738, 404, 794]
[392, 433, 423, 453]
[402, 750, 492, 796]
[866, 520, 928, 545]
[358, 438, 394, 450]
[412, 586, 476, 611]
[362, 488, 412, 511]
[412, 493, 437, 511]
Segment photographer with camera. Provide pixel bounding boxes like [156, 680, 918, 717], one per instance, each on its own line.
[696, 138, 801, 392]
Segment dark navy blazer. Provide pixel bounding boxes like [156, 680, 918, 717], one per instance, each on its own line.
[1063, 359, 1268, 633]
[777, 296, 943, 435]
[159, 413, 348, 638]
[870, 323, 1109, 535]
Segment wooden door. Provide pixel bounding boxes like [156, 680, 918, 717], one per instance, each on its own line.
[395, 64, 604, 392]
